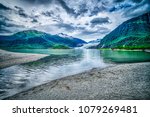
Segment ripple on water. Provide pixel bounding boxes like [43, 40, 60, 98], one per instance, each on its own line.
[1, 49, 149, 99]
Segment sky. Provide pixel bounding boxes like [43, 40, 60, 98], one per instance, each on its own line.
[0, 0, 150, 41]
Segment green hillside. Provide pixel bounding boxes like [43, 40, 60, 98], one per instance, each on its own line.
[98, 12, 150, 49]
[0, 30, 86, 49]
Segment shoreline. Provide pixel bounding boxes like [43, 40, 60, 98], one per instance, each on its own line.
[5, 62, 150, 100]
[0, 49, 48, 69]
[99, 48, 150, 52]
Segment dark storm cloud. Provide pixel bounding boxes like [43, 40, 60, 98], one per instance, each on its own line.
[20, 0, 52, 4]
[90, 6, 107, 16]
[55, 22, 87, 32]
[109, 3, 132, 12]
[15, 6, 39, 23]
[80, 27, 110, 35]
[15, 6, 29, 18]
[55, 0, 76, 15]
[55, 23, 75, 31]
[31, 19, 38, 23]
[42, 11, 54, 17]
[131, 0, 143, 3]
[42, 11, 63, 22]
[109, 0, 144, 13]
[1, 0, 150, 40]
[0, 3, 11, 10]
[0, 15, 24, 29]
[0, 19, 24, 34]
[0, 15, 15, 31]
[0, 15, 12, 22]
[0, 21, 17, 34]
[90, 17, 110, 26]
[0, 14, 22, 34]
[0, 28, 12, 33]
[81, 30, 98, 35]
[0, 20, 23, 28]
[21, 0, 76, 16]
[89, 1, 110, 17]
[74, 3, 105, 17]
[113, 0, 143, 3]
[123, 0, 150, 18]
[75, 4, 88, 16]
[113, 0, 125, 3]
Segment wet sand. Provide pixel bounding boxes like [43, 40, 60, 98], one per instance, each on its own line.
[5, 62, 150, 100]
[0, 49, 48, 69]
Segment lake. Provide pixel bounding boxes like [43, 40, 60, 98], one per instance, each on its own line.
[0, 49, 150, 99]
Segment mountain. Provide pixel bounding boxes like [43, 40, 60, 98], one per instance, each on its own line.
[55, 33, 86, 46]
[0, 30, 86, 49]
[98, 12, 150, 49]
[81, 39, 101, 49]
[88, 39, 101, 44]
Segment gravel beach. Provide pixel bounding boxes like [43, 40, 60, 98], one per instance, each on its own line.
[0, 49, 48, 69]
[5, 62, 150, 100]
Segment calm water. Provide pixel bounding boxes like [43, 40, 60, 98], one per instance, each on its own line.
[0, 49, 150, 99]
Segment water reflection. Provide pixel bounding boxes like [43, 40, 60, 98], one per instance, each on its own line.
[0, 49, 107, 99]
[100, 50, 150, 63]
[0, 49, 150, 99]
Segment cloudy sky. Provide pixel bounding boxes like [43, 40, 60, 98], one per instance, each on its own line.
[0, 0, 150, 41]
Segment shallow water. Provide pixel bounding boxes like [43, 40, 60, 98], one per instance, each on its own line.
[0, 49, 150, 99]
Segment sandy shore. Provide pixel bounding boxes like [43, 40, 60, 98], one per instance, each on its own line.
[5, 62, 150, 100]
[0, 49, 48, 69]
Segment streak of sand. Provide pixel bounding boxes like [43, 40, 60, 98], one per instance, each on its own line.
[5, 62, 150, 100]
[0, 49, 48, 69]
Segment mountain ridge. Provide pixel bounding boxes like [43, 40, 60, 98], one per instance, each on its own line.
[97, 12, 150, 49]
[0, 30, 87, 49]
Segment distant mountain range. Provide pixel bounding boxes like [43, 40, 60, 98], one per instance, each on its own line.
[98, 12, 150, 49]
[0, 30, 86, 49]
[1, 12, 150, 50]
[88, 39, 101, 44]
